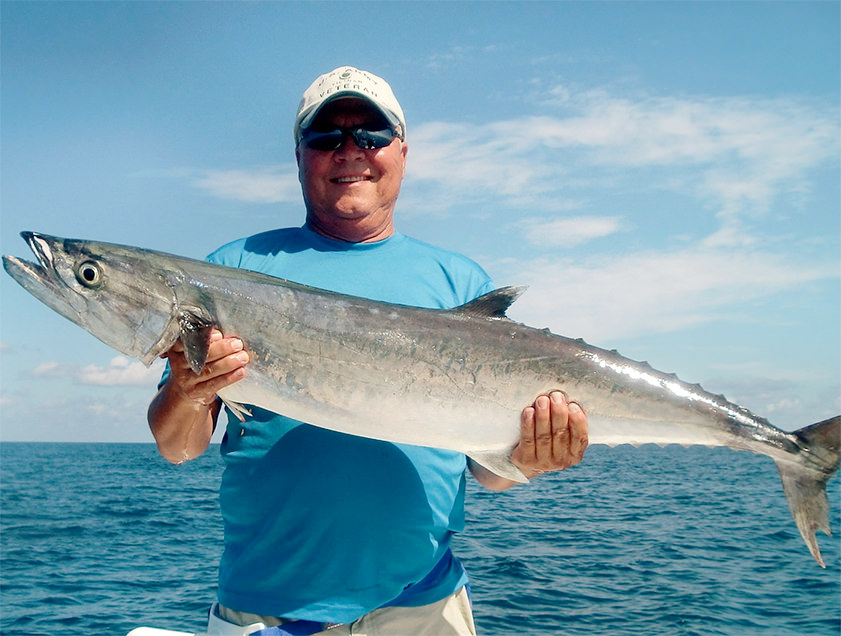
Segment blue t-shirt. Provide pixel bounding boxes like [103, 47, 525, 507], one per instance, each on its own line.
[209, 225, 494, 623]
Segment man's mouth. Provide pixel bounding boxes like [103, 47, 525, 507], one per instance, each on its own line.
[332, 176, 370, 184]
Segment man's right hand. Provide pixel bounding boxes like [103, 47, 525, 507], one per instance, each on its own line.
[149, 329, 249, 463]
[161, 329, 250, 407]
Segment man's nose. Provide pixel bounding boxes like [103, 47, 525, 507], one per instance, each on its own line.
[333, 133, 364, 159]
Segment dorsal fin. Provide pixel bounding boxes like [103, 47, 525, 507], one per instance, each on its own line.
[454, 286, 527, 318]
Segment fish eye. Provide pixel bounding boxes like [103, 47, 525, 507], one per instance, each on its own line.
[76, 261, 103, 288]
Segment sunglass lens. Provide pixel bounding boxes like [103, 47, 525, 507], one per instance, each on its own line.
[303, 127, 397, 151]
[352, 128, 396, 149]
[305, 130, 345, 151]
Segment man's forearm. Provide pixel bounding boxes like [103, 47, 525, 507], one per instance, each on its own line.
[147, 380, 218, 464]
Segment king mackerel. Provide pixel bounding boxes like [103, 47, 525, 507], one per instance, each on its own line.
[4, 231, 839, 566]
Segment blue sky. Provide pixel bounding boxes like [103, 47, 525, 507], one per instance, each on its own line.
[1, 1, 838, 443]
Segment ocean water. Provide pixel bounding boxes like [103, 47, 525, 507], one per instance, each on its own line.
[1, 442, 839, 636]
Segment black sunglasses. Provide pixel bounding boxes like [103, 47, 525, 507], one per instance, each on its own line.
[301, 125, 402, 151]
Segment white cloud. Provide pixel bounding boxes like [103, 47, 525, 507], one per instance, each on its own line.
[31, 356, 164, 387]
[33, 361, 72, 377]
[405, 121, 561, 203]
[183, 87, 837, 243]
[77, 356, 164, 386]
[499, 246, 836, 343]
[401, 88, 838, 241]
[191, 165, 300, 204]
[521, 216, 624, 247]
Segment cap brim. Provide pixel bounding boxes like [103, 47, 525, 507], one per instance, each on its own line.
[296, 92, 401, 138]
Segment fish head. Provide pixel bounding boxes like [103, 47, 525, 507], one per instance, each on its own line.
[3, 232, 182, 365]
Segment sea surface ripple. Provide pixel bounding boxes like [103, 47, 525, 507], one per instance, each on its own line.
[1, 443, 838, 635]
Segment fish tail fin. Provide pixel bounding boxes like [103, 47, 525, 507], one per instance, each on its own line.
[775, 415, 841, 567]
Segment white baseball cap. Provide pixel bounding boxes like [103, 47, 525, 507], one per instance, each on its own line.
[294, 66, 406, 142]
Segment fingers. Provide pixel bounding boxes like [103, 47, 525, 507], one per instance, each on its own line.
[548, 391, 571, 466]
[566, 398, 589, 463]
[166, 329, 249, 406]
[518, 405, 538, 461]
[513, 390, 589, 479]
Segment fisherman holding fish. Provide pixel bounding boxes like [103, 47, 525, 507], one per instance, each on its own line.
[148, 67, 588, 636]
[4, 62, 836, 636]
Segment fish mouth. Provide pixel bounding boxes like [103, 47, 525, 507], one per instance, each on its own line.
[3, 232, 55, 287]
[24, 231, 57, 270]
[4, 231, 177, 365]
[2, 231, 86, 318]
[2, 232, 61, 289]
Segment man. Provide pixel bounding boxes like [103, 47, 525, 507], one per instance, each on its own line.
[148, 66, 588, 636]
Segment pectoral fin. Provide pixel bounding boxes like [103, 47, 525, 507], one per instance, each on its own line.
[467, 450, 528, 484]
[178, 311, 214, 375]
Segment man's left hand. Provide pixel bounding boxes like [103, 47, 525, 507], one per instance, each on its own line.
[511, 390, 588, 480]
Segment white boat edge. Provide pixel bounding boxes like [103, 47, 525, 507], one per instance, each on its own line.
[127, 628, 198, 636]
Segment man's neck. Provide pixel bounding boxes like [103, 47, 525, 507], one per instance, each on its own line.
[305, 219, 395, 244]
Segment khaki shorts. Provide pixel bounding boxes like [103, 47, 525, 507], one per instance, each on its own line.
[208, 586, 476, 636]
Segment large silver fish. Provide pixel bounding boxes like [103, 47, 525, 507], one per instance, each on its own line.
[4, 232, 839, 566]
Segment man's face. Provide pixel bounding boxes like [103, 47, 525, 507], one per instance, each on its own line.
[297, 98, 408, 243]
